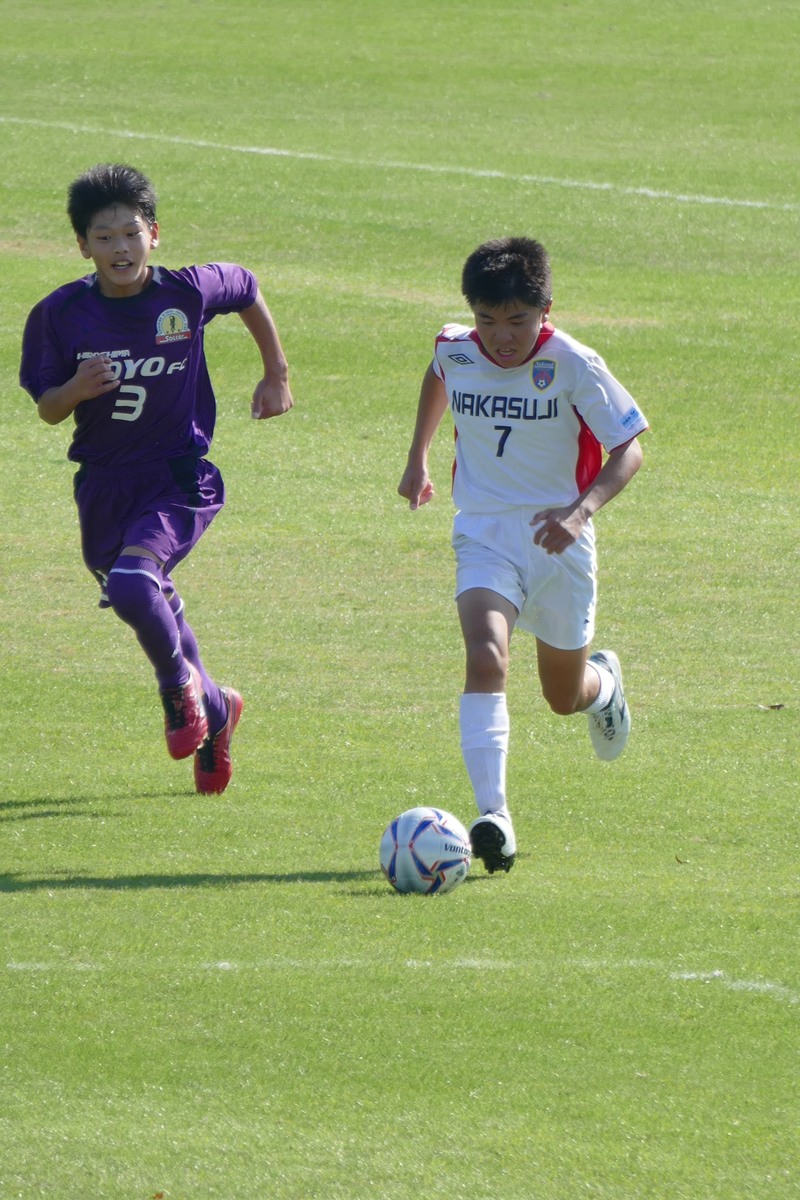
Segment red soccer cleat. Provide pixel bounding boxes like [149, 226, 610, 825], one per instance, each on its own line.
[160, 662, 209, 760]
[194, 689, 244, 794]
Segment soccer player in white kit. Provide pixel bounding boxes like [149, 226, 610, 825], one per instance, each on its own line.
[398, 237, 648, 874]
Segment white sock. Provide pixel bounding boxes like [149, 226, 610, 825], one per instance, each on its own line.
[584, 661, 615, 714]
[459, 692, 510, 818]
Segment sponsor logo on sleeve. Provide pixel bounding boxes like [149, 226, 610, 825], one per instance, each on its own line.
[621, 406, 643, 429]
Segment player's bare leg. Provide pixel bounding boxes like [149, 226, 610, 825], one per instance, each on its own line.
[458, 587, 515, 694]
[457, 588, 517, 873]
[535, 640, 594, 714]
[536, 638, 630, 760]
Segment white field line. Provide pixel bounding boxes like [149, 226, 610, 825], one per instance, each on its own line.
[672, 970, 800, 1005]
[6, 957, 799, 1003]
[1, 115, 798, 214]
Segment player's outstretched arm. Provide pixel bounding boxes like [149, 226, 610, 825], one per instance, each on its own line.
[239, 290, 293, 420]
[37, 356, 120, 425]
[397, 363, 449, 510]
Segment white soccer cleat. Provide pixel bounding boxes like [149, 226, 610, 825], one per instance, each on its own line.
[469, 811, 517, 874]
[587, 649, 631, 761]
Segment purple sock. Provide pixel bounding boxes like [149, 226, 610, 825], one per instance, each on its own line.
[106, 556, 187, 689]
[165, 588, 228, 735]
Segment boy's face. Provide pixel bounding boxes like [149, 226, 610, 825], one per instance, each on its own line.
[472, 300, 551, 369]
[77, 204, 159, 298]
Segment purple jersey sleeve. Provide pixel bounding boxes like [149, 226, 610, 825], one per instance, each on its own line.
[20, 263, 259, 466]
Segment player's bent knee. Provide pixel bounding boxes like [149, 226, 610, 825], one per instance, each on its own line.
[105, 556, 163, 622]
[541, 687, 583, 717]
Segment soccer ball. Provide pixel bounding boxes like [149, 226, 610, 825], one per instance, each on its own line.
[380, 806, 471, 895]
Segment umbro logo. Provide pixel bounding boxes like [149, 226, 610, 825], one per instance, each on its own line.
[448, 353, 475, 364]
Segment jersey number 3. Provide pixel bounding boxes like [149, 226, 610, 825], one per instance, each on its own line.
[111, 385, 147, 422]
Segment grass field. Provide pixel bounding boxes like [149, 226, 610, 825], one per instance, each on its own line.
[1, 2, 798, 1197]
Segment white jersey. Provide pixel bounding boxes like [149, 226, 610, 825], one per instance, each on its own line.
[433, 322, 648, 514]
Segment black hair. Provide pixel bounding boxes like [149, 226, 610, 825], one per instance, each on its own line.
[461, 236, 552, 310]
[67, 163, 157, 238]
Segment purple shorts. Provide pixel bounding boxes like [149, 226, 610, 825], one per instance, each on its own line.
[73, 456, 225, 597]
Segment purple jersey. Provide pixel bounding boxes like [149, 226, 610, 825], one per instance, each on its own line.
[20, 263, 258, 465]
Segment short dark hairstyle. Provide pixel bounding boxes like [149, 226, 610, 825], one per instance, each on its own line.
[67, 163, 157, 238]
[461, 236, 552, 311]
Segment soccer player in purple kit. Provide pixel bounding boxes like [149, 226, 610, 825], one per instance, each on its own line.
[398, 237, 648, 874]
[20, 163, 293, 794]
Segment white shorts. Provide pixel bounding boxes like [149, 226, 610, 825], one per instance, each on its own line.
[452, 508, 597, 650]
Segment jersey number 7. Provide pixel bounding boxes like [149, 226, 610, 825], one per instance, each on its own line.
[494, 424, 512, 457]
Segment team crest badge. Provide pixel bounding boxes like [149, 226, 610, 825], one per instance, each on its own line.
[532, 359, 556, 391]
[155, 308, 192, 344]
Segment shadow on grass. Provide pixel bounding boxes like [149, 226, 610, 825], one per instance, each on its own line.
[0, 869, 379, 892]
[1, 808, 109, 823]
[1, 796, 95, 812]
[0, 791, 199, 821]
[0, 796, 114, 824]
